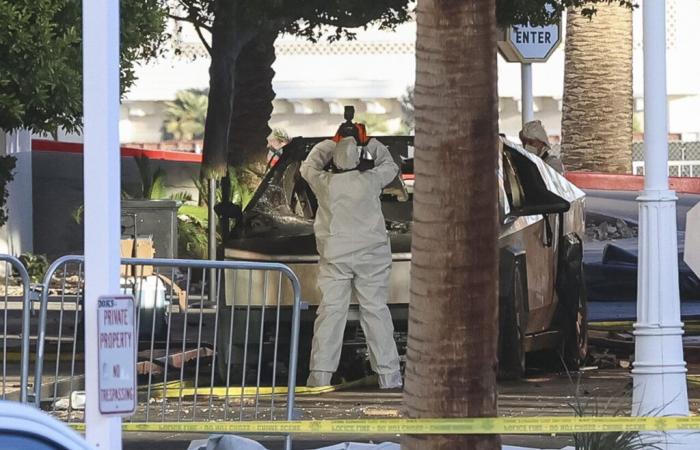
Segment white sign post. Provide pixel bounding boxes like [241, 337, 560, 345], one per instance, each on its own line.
[497, 16, 562, 127]
[97, 296, 136, 415]
[83, 0, 123, 448]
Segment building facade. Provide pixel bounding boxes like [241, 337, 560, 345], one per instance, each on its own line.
[117, 0, 700, 145]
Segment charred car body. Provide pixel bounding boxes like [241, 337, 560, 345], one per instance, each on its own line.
[217, 136, 587, 381]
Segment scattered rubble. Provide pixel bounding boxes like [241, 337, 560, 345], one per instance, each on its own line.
[360, 407, 401, 417]
[53, 398, 71, 410]
[0, 285, 25, 296]
[585, 219, 638, 241]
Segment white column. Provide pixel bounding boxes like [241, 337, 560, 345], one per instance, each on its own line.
[2, 130, 33, 256]
[521, 63, 534, 125]
[83, 1, 122, 449]
[633, 1, 690, 448]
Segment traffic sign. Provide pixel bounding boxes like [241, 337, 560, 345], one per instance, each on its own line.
[498, 17, 562, 63]
[97, 295, 136, 415]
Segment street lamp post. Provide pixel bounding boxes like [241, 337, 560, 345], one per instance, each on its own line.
[82, 0, 122, 448]
[521, 63, 534, 125]
[632, 1, 690, 448]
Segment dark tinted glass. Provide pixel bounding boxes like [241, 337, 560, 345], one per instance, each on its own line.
[0, 431, 68, 450]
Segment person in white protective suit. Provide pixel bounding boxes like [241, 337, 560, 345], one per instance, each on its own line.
[300, 135, 403, 389]
[520, 120, 565, 174]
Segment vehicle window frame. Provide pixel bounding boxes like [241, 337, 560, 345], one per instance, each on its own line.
[240, 136, 415, 225]
[0, 429, 70, 450]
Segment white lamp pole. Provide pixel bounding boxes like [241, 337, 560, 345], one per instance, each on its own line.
[632, 1, 690, 447]
[83, 0, 122, 448]
[521, 63, 534, 125]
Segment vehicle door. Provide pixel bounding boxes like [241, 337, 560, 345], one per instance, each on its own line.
[500, 145, 561, 334]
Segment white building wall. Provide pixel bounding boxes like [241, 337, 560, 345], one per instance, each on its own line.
[0, 130, 33, 256]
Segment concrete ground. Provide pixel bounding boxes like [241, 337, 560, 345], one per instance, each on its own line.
[5, 302, 700, 449]
[119, 360, 700, 450]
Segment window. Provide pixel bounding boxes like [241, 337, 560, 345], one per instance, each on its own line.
[0, 431, 68, 450]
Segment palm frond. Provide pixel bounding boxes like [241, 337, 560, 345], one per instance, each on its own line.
[163, 89, 208, 141]
[568, 372, 664, 450]
[71, 204, 84, 225]
[149, 167, 167, 200]
[169, 191, 194, 202]
[133, 155, 152, 199]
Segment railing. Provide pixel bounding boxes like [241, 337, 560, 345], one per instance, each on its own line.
[0, 255, 31, 404]
[29, 255, 301, 450]
[632, 160, 700, 177]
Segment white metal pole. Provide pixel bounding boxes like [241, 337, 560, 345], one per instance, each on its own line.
[633, 1, 690, 448]
[83, 1, 123, 448]
[521, 63, 534, 125]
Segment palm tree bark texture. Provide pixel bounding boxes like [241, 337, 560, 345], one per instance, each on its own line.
[560, 3, 633, 173]
[202, 0, 255, 178]
[228, 28, 279, 168]
[403, 0, 500, 449]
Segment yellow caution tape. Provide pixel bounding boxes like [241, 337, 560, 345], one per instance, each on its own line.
[68, 416, 700, 435]
[146, 379, 194, 391]
[149, 375, 376, 399]
[153, 384, 334, 398]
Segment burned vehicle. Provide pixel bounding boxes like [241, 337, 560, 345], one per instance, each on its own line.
[216, 136, 587, 381]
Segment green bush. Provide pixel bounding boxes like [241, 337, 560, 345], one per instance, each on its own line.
[18, 252, 48, 283]
[177, 216, 208, 260]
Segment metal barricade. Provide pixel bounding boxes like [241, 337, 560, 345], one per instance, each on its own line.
[0, 255, 32, 404]
[34, 256, 301, 447]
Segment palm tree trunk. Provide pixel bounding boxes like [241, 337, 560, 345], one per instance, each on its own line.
[560, 3, 633, 173]
[202, 0, 255, 179]
[228, 29, 279, 168]
[403, 0, 500, 449]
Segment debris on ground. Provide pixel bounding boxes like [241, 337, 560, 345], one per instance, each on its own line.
[585, 219, 638, 241]
[359, 407, 401, 417]
[53, 398, 71, 411]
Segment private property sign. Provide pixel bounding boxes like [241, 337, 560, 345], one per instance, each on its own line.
[97, 295, 136, 415]
[498, 17, 562, 63]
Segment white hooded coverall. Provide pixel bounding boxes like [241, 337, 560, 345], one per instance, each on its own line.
[300, 137, 402, 388]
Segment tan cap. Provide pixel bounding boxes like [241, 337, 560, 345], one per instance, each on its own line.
[521, 120, 551, 148]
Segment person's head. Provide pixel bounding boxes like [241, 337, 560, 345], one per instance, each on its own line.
[332, 137, 360, 170]
[519, 120, 551, 156]
[333, 122, 368, 146]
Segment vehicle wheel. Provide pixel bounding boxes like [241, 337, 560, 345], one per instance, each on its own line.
[295, 326, 313, 385]
[215, 342, 246, 385]
[499, 259, 527, 380]
[138, 306, 168, 341]
[557, 234, 589, 371]
[337, 325, 372, 382]
[216, 325, 313, 387]
[215, 307, 255, 385]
